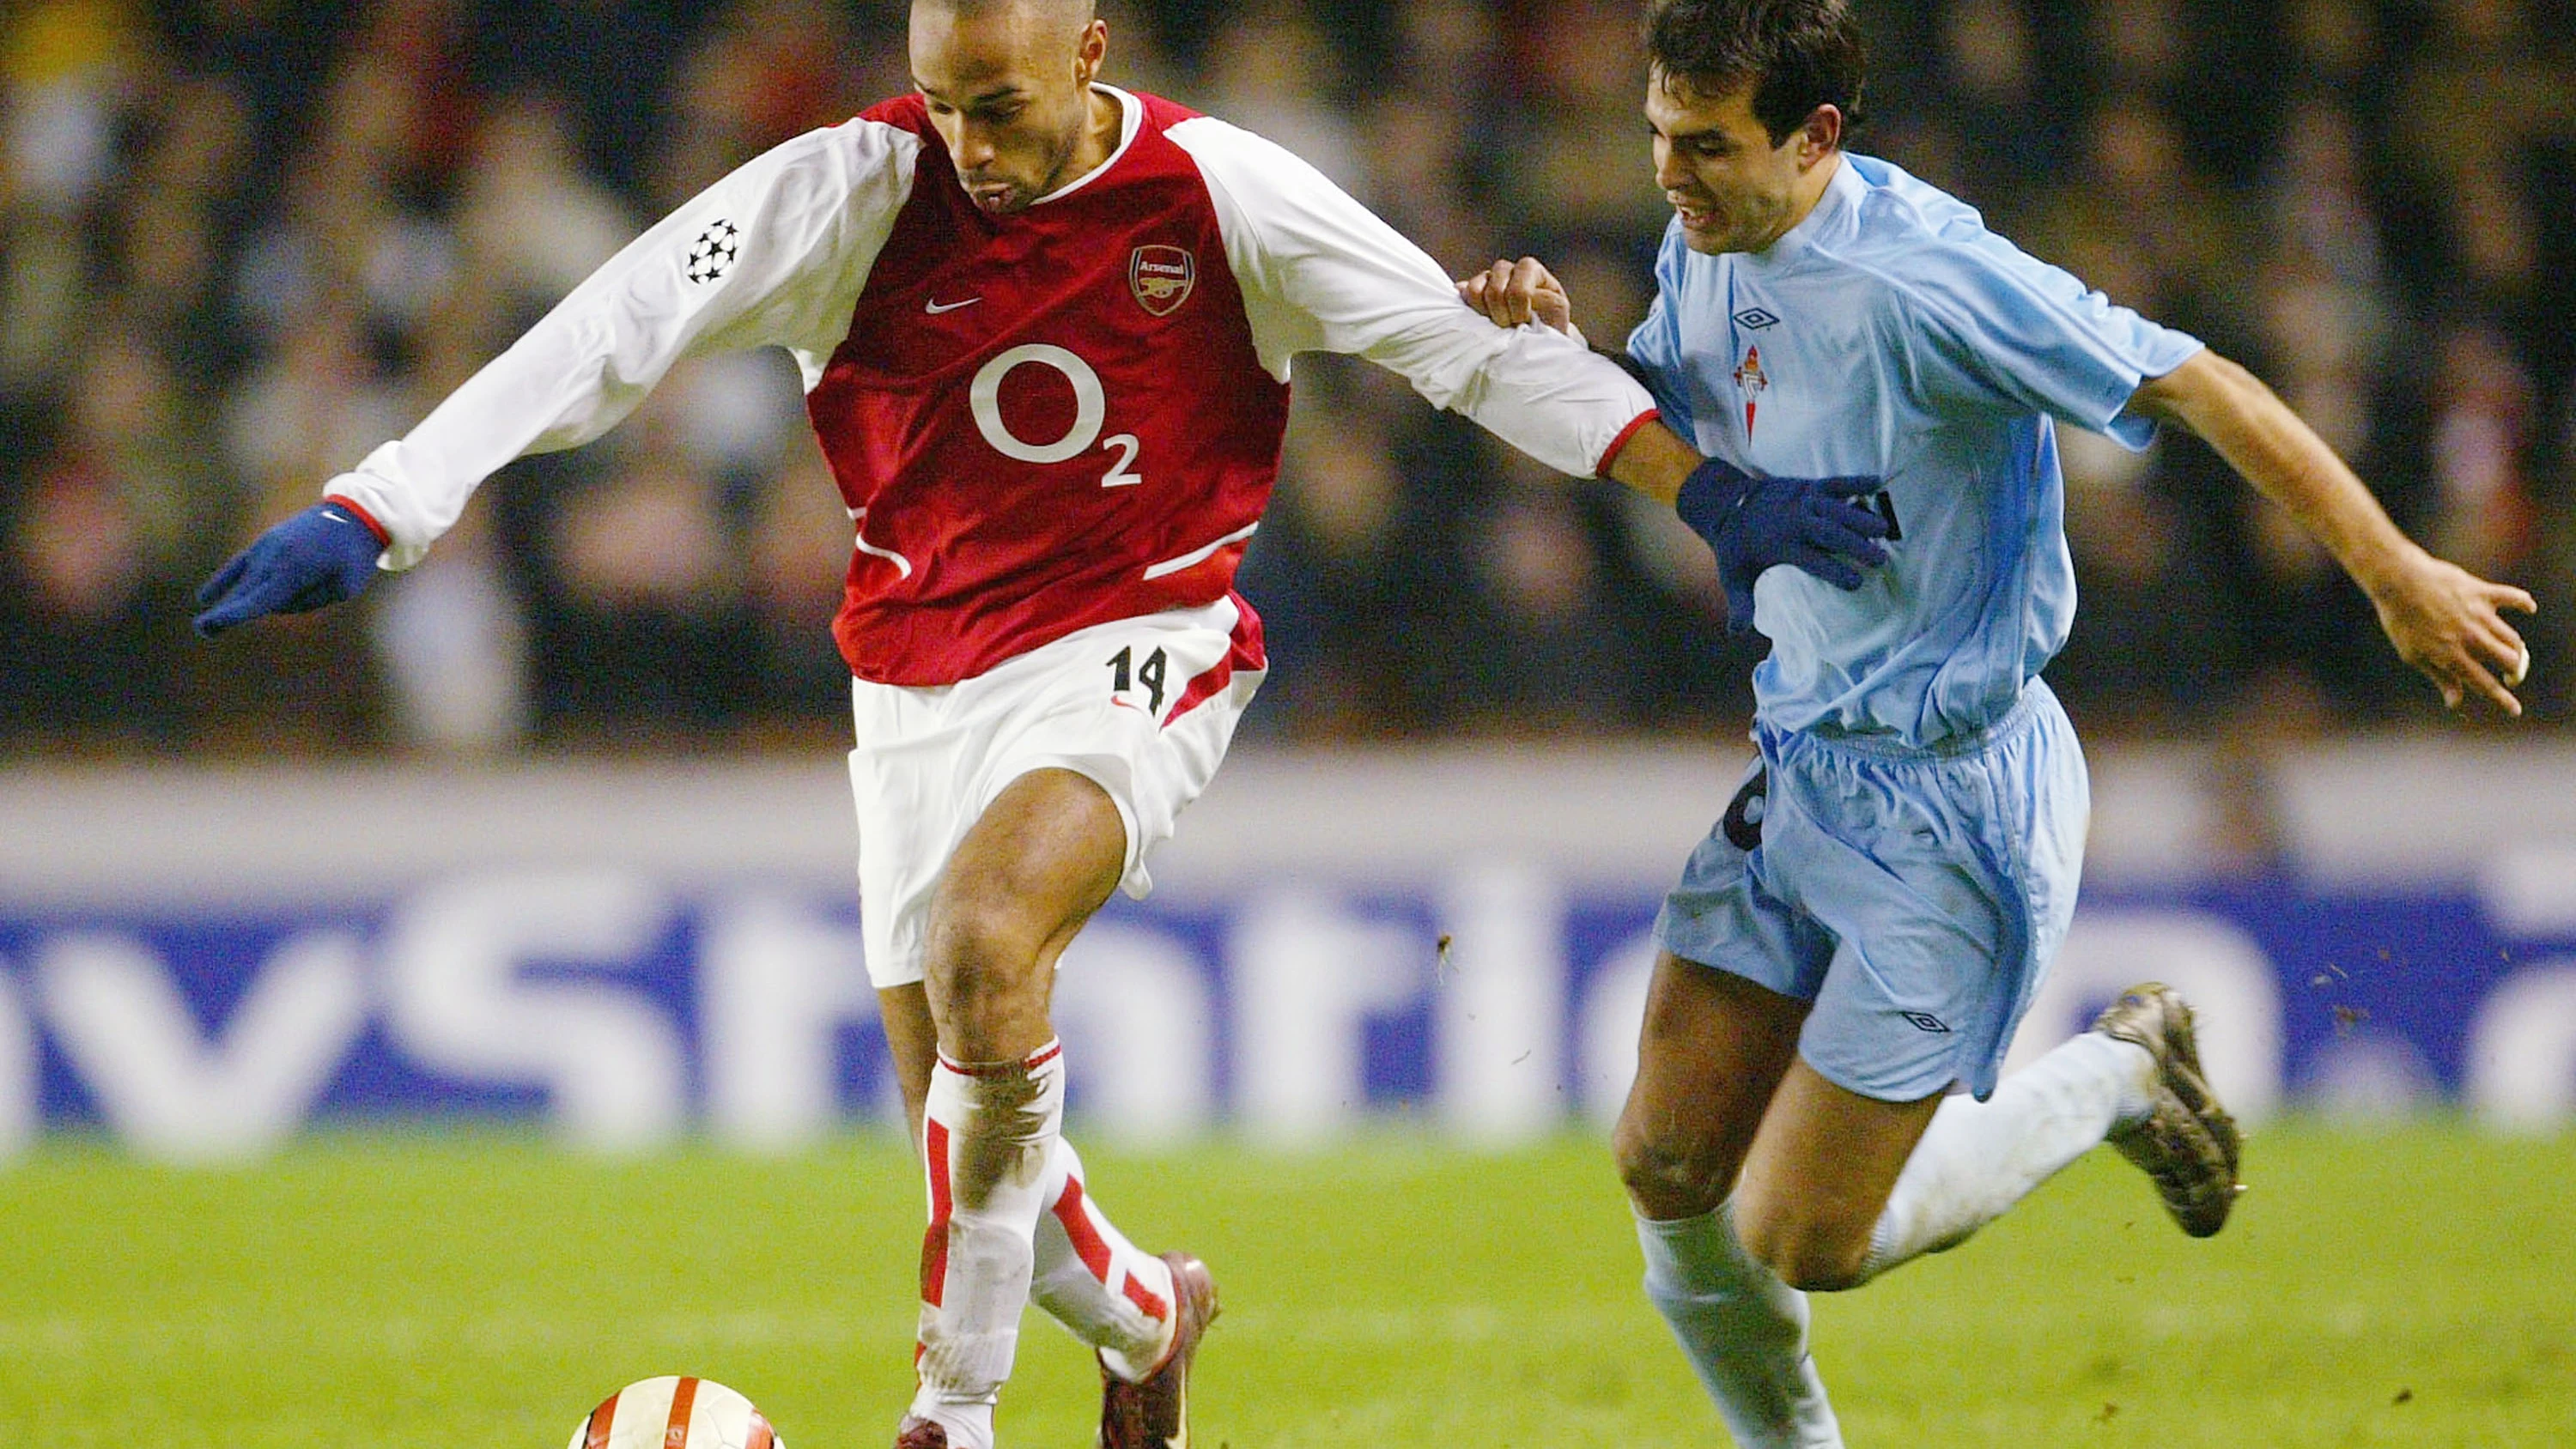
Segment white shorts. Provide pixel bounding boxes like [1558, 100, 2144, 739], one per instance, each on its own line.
[848, 597, 1264, 989]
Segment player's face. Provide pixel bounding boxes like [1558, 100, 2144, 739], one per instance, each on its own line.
[911, 3, 1107, 215]
[1647, 71, 1825, 255]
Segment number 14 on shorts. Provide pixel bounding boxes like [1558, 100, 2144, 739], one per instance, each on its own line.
[1107, 645, 1168, 714]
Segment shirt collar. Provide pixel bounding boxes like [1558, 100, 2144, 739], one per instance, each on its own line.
[1748, 152, 1862, 266]
[1031, 85, 1143, 208]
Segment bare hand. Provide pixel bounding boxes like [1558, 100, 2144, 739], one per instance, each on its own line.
[1455, 256, 1573, 336]
[2368, 549, 2538, 716]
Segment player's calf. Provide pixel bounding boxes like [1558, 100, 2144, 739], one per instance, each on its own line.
[1731, 1196, 1880, 1293]
[1727, 1060, 1948, 1293]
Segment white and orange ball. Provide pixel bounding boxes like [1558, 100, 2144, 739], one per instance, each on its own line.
[567, 1378, 780, 1449]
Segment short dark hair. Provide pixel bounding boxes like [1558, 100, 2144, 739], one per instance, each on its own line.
[1643, 0, 1868, 148]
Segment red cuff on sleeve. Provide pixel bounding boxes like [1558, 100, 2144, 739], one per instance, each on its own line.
[323, 494, 392, 548]
[1593, 409, 1662, 478]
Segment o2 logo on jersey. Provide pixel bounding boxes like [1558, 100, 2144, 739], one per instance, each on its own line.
[969, 343, 1145, 488]
[1129, 246, 1195, 316]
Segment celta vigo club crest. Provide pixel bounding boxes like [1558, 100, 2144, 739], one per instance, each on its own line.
[1128, 245, 1195, 316]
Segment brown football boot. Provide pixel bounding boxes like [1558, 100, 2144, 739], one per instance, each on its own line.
[1098, 1252, 1219, 1449]
[893, 1416, 948, 1449]
[2093, 981, 2245, 1237]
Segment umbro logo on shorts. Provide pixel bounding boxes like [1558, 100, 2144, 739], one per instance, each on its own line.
[1900, 1011, 1951, 1034]
[1733, 306, 1781, 330]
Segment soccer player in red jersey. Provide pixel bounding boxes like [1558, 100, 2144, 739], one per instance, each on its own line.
[192, 3, 1894, 1446]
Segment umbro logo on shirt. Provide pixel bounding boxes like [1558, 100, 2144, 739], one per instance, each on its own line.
[1900, 1011, 1952, 1034]
[1734, 306, 1780, 330]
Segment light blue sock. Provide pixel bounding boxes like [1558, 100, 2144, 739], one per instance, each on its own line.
[1637, 1202, 1843, 1449]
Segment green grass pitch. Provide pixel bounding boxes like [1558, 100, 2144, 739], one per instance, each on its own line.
[3, 1121, 2568, 1446]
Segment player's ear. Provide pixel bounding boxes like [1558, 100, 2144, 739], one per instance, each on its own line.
[1073, 18, 1107, 85]
[1796, 105, 1843, 164]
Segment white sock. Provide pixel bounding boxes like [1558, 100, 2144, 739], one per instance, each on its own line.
[1857, 1032, 2155, 1282]
[1028, 1136, 1179, 1381]
[910, 1041, 1066, 1449]
[1638, 1202, 1843, 1449]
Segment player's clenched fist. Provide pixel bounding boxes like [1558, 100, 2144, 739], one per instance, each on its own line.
[1456, 256, 1573, 336]
[191, 500, 387, 637]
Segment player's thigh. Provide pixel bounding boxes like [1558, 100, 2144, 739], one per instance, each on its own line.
[860, 602, 1252, 1009]
[1615, 951, 1808, 1219]
[924, 767, 1127, 1047]
[1731, 1058, 1941, 1291]
[1762, 688, 2088, 1102]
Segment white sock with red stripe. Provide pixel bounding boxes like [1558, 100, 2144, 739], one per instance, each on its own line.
[911, 1040, 1066, 1449]
[1028, 1136, 1179, 1381]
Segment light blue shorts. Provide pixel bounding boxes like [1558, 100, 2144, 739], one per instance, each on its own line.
[1653, 681, 2089, 1102]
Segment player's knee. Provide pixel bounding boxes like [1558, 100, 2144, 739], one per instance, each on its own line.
[922, 898, 1048, 1022]
[1735, 1205, 1872, 1293]
[1614, 1113, 1731, 1220]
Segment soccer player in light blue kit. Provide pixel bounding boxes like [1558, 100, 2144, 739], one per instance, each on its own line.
[1463, 1, 2538, 1442]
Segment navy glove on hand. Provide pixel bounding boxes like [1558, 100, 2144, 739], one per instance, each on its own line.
[192, 501, 386, 637]
[1675, 458, 1893, 633]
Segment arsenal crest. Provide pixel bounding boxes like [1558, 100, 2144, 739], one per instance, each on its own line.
[1128, 245, 1195, 316]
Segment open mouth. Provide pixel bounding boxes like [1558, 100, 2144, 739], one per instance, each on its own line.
[962, 177, 1018, 212]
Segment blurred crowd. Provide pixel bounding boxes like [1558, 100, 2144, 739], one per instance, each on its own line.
[1, 0, 2571, 758]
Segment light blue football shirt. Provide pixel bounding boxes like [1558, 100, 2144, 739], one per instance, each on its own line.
[1628, 154, 2203, 748]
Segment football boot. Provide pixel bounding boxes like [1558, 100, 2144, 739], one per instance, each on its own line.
[1098, 1252, 1219, 1449]
[2093, 981, 2245, 1237]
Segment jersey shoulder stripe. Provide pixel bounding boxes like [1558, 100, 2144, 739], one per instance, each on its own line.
[861, 93, 934, 136]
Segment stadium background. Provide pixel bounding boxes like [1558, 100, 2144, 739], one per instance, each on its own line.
[3, 1, 2576, 1444]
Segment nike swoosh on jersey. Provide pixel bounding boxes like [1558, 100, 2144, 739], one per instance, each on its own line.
[923, 296, 981, 314]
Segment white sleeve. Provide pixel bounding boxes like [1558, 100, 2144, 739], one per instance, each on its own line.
[326, 118, 923, 568]
[1166, 116, 1656, 480]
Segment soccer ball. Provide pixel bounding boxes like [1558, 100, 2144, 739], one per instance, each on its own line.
[566, 1377, 781, 1449]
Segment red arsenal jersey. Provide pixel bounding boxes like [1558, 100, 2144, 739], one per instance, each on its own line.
[326, 87, 1658, 687]
[806, 94, 1285, 683]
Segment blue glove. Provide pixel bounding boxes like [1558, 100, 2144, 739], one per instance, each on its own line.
[192, 501, 386, 637]
[1675, 458, 1892, 634]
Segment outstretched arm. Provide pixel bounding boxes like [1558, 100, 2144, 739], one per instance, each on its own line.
[1457, 254, 1890, 629]
[2128, 350, 2537, 715]
[196, 119, 916, 636]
